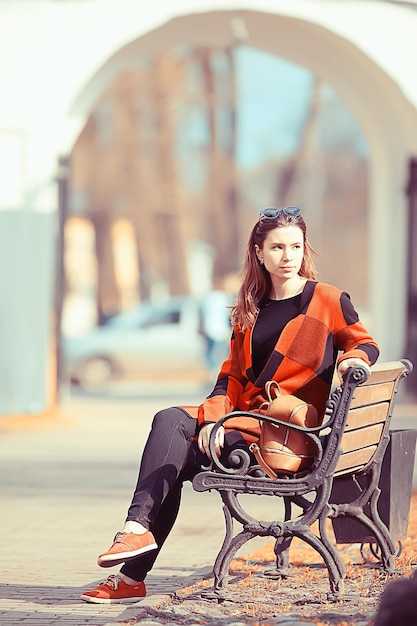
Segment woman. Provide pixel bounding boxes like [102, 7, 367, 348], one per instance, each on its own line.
[81, 206, 379, 604]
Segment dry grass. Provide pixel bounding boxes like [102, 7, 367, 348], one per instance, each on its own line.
[235, 491, 417, 574]
[170, 493, 417, 625]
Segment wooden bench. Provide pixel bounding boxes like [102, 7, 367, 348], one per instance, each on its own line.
[192, 359, 414, 601]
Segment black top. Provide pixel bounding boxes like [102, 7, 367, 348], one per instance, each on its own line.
[252, 294, 302, 378]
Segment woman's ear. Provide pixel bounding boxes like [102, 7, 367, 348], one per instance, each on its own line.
[254, 244, 263, 263]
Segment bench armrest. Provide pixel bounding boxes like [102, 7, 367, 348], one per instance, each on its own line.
[206, 410, 323, 475]
[206, 364, 371, 476]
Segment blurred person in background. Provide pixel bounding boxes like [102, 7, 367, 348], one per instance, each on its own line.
[81, 205, 378, 604]
[200, 279, 234, 381]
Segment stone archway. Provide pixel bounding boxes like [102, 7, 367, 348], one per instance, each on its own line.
[67, 8, 417, 359]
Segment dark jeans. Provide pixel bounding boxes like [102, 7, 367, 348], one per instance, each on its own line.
[120, 406, 248, 582]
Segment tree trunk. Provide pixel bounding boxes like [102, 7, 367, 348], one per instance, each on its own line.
[149, 52, 190, 296]
[90, 211, 120, 324]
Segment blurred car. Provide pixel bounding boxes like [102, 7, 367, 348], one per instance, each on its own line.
[62, 296, 207, 388]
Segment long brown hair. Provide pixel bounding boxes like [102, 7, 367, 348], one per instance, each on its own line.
[230, 211, 319, 330]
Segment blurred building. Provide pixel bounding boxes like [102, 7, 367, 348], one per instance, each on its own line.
[1, 0, 417, 415]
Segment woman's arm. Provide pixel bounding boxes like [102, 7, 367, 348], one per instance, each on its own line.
[197, 326, 248, 428]
[335, 292, 379, 375]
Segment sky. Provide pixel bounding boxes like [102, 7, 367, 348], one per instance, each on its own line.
[236, 46, 316, 168]
[179, 44, 367, 185]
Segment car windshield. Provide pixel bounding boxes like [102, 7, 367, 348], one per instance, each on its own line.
[104, 302, 154, 330]
[104, 300, 185, 331]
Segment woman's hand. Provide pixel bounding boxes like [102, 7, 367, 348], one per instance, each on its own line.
[198, 423, 225, 459]
[338, 357, 371, 380]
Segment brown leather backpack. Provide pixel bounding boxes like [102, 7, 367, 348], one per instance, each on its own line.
[249, 381, 319, 478]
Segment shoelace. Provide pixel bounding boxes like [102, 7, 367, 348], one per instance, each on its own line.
[104, 574, 122, 590]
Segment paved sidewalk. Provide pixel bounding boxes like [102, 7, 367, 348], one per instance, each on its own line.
[0, 385, 416, 625]
[0, 385, 285, 626]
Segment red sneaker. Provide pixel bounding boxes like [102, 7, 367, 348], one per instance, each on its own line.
[97, 530, 158, 568]
[80, 574, 146, 604]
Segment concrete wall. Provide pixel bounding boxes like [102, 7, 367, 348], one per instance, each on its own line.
[0, 212, 56, 415]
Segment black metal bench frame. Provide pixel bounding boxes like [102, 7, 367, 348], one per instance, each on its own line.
[192, 359, 413, 601]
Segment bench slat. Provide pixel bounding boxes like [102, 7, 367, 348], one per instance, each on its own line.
[344, 402, 389, 430]
[361, 362, 406, 384]
[350, 382, 394, 407]
[334, 444, 378, 475]
[340, 422, 384, 451]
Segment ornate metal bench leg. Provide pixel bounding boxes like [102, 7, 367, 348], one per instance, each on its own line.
[360, 538, 402, 566]
[201, 503, 234, 602]
[264, 495, 293, 577]
[263, 536, 292, 578]
[206, 529, 255, 602]
[329, 576, 345, 599]
[319, 510, 346, 579]
[366, 491, 399, 569]
[298, 528, 345, 601]
[353, 512, 397, 573]
[213, 504, 234, 578]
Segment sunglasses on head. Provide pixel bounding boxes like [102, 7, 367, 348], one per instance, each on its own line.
[259, 206, 301, 220]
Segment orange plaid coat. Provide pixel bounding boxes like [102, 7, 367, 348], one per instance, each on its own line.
[187, 281, 379, 443]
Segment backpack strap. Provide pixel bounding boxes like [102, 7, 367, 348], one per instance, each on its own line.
[249, 442, 278, 480]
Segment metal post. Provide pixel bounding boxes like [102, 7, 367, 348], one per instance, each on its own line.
[406, 157, 417, 396]
[55, 155, 70, 399]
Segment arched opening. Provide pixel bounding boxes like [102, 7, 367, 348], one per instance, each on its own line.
[66, 44, 369, 333]
[64, 9, 417, 361]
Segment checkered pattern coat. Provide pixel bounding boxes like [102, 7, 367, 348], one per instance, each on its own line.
[196, 281, 379, 442]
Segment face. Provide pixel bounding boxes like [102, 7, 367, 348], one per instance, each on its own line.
[256, 225, 304, 281]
